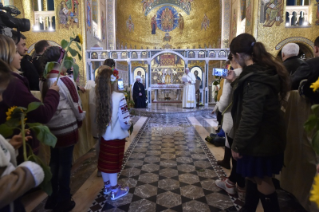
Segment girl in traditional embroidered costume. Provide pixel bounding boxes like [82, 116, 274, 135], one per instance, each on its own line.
[95, 60, 131, 200]
[39, 46, 86, 211]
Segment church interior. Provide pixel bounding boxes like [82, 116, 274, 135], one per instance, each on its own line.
[1, 0, 319, 211]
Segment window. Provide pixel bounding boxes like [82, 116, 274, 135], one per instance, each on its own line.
[33, 0, 56, 31]
[285, 0, 310, 27]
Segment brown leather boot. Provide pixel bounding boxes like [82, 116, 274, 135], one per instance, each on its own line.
[217, 146, 231, 169]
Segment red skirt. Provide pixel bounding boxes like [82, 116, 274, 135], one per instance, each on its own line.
[98, 138, 126, 173]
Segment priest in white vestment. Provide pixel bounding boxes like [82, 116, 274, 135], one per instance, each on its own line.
[182, 68, 196, 108]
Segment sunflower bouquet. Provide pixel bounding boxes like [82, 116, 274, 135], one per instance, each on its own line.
[43, 33, 83, 81]
[0, 102, 57, 195]
[305, 77, 319, 207]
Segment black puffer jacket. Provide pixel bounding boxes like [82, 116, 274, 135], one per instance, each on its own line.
[231, 64, 286, 157]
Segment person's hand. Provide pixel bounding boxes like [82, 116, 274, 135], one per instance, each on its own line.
[182, 81, 185, 84]
[79, 86, 85, 93]
[211, 111, 215, 114]
[188, 81, 191, 84]
[49, 81, 59, 92]
[9, 131, 32, 149]
[231, 149, 242, 161]
[224, 70, 236, 82]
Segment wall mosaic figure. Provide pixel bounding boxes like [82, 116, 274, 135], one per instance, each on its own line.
[201, 14, 210, 30]
[178, 13, 184, 33]
[163, 33, 172, 42]
[241, 0, 246, 20]
[143, 0, 194, 16]
[156, 6, 179, 32]
[260, 0, 284, 27]
[126, 15, 134, 32]
[86, 0, 92, 32]
[151, 15, 157, 34]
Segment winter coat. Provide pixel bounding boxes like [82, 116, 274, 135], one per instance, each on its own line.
[231, 64, 286, 156]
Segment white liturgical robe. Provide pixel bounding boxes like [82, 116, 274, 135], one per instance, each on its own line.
[182, 72, 196, 108]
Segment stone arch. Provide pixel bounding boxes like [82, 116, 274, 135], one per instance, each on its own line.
[275, 37, 314, 60]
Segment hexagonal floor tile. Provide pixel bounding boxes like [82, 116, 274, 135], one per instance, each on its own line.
[128, 199, 156, 212]
[160, 160, 177, 168]
[162, 138, 174, 142]
[129, 153, 146, 159]
[182, 200, 211, 212]
[176, 157, 193, 164]
[150, 141, 162, 145]
[144, 156, 161, 163]
[161, 143, 175, 148]
[193, 161, 212, 169]
[134, 184, 157, 198]
[159, 168, 179, 178]
[118, 178, 138, 188]
[177, 164, 196, 172]
[149, 145, 161, 150]
[205, 193, 234, 210]
[179, 173, 200, 184]
[200, 179, 221, 192]
[190, 154, 207, 160]
[138, 173, 159, 184]
[158, 178, 180, 191]
[175, 151, 190, 156]
[146, 150, 162, 156]
[141, 164, 160, 172]
[197, 169, 218, 179]
[125, 160, 144, 167]
[120, 168, 141, 177]
[151, 136, 162, 141]
[156, 191, 182, 208]
[180, 185, 205, 199]
[133, 147, 148, 153]
[161, 148, 175, 153]
[160, 153, 176, 160]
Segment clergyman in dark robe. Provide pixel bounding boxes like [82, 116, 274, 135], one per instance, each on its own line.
[133, 76, 147, 108]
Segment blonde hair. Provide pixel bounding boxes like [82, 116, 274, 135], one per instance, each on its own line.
[95, 65, 117, 135]
[0, 34, 16, 67]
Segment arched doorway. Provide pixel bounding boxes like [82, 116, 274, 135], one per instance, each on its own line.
[276, 42, 314, 61]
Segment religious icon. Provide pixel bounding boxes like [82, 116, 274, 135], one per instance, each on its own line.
[161, 8, 174, 31]
[86, 1, 92, 32]
[261, 0, 284, 27]
[151, 15, 157, 34]
[59, 2, 69, 27]
[201, 14, 210, 30]
[316, 0, 319, 25]
[126, 15, 134, 32]
[163, 33, 171, 42]
[178, 13, 184, 33]
[230, 9, 237, 40]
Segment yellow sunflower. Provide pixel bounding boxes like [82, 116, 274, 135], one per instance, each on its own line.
[310, 175, 319, 208]
[310, 78, 319, 92]
[6, 106, 17, 121]
[75, 34, 83, 44]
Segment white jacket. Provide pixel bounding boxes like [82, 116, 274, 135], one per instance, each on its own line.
[214, 68, 242, 138]
[102, 92, 131, 141]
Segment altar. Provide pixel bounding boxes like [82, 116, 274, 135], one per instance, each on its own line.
[151, 84, 183, 102]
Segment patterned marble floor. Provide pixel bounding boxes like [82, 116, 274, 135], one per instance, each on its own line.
[88, 117, 237, 212]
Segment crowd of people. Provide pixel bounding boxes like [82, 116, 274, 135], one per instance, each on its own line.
[0, 29, 318, 212]
[210, 34, 319, 212]
[0, 30, 132, 212]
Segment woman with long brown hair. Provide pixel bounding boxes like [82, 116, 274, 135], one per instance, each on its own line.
[0, 34, 60, 162]
[39, 46, 85, 211]
[229, 33, 289, 212]
[95, 64, 131, 200]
